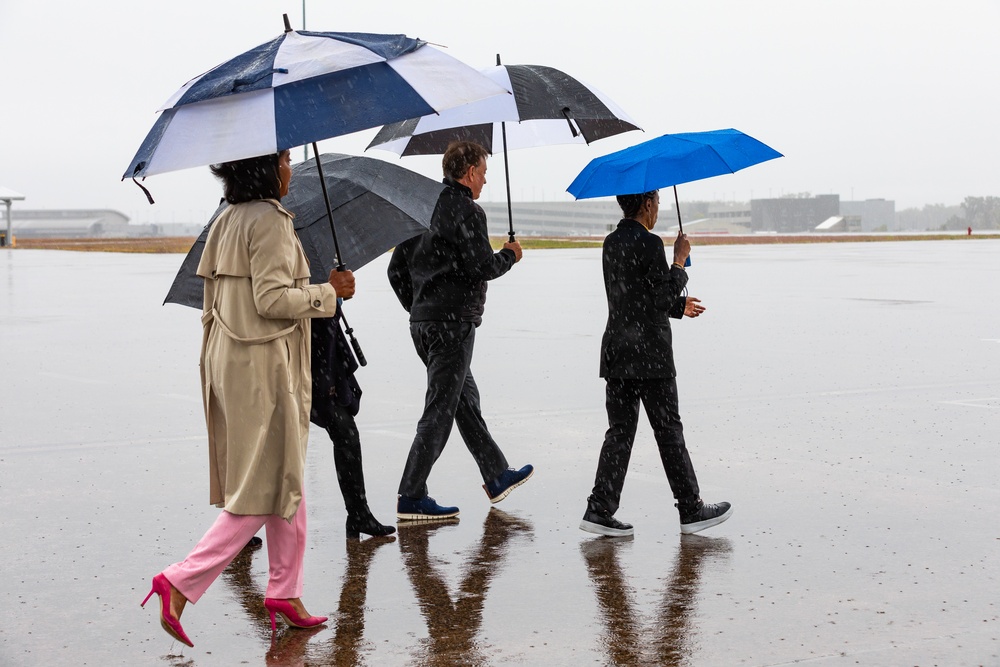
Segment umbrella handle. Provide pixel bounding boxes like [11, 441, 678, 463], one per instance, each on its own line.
[673, 185, 691, 266]
[339, 311, 368, 367]
[347, 327, 368, 367]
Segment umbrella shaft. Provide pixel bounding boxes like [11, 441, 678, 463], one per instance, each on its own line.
[500, 121, 515, 242]
[312, 142, 345, 269]
[673, 185, 683, 233]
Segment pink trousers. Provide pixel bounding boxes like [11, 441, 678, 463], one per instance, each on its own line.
[162, 493, 307, 603]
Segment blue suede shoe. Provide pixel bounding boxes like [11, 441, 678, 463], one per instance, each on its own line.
[483, 464, 534, 503]
[396, 495, 460, 521]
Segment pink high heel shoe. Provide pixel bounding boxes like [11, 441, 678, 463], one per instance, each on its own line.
[263, 598, 328, 633]
[141, 573, 194, 647]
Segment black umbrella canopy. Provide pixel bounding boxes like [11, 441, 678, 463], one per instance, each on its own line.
[164, 153, 444, 309]
[367, 61, 640, 242]
[367, 64, 641, 156]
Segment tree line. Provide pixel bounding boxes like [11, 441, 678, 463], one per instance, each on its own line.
[896, 197, 1000, 231]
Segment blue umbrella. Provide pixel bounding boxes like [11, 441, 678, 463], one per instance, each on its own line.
[567, 128, 782, 238]
[568, 128, 782, 200]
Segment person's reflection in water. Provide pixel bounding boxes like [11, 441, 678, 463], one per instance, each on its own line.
[580, 534, 732, 666]
[325, 535, 397, 666]
[398, 508, 534, 666]
[219, 541, 329, 667]
[219, 540, 271, 638]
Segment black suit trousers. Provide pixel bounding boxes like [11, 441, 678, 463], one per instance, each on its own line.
[398, 321, 509, 498]
[314, 400, 369, 517]
[589, 377, 700, 515]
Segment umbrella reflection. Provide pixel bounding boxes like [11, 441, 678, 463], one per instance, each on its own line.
[580, 534, 732, 666]
[397, 508, 535, 666]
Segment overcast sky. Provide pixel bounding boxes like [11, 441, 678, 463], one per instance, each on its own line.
[2, 0, 998, 225]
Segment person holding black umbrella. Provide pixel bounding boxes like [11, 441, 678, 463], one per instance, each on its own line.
[388, 141, 533, 520]
[579, 190, 732, 537]
[309, 311, 395, 538]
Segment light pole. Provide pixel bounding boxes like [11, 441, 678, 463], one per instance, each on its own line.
[302, 0, 309, 163]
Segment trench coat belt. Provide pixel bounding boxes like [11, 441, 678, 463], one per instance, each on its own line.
[202, 308, 299, 345]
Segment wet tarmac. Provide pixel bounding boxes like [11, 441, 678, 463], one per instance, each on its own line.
[1, 240, 998, 666]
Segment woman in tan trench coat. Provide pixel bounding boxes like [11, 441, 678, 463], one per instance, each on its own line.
[141, 150, 356, 647]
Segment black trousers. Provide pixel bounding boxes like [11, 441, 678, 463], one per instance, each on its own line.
[398, 321, 508, 498]
[589, 377, 700, 515]
[315, 400, 369, 517]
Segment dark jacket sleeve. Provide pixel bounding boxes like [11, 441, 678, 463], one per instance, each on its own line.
[649, 239, 688, 316]
[387, 239, 414, 312]
[451, 204, 515, 282]
[668, 293, 686, 319]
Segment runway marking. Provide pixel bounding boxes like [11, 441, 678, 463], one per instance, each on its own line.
[940, 397, 1000, 409]
[157, 393, 201, 403]
[0, 434, 204, 456]
[845, 297, 932, 305]
[38, 371, 108, 385]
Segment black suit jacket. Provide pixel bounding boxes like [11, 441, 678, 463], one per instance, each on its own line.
[600, 219, 688, 379]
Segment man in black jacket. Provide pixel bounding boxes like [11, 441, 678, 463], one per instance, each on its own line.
[580, 190, 732, 537]
[388, 141, 533, 520]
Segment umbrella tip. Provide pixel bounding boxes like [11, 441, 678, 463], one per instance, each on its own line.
[282, 13, 293, 33]
[496, 53, 501, 66]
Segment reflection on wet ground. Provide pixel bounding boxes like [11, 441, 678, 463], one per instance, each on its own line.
[397, 510, 533, 667]
[580, 534, 732, 666]
[2, 245, 999, 665]
[327, 535, 392, 667]
[217, 517, 731, 667]
[214, 509, 534, 667]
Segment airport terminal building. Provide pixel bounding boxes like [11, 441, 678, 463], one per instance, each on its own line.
[3, 194, 898, 241]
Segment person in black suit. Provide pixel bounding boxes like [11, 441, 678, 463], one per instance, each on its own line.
[311, 309, 395, 538]
[579, 190, 732, 537]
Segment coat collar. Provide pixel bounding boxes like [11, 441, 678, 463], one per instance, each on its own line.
[618, 218, 649, 232]
[442, 178, 473, 199]
[263, 198, 295, 218]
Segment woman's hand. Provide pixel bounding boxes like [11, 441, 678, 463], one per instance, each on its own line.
[328, 269, 356, 300]
[684, 296, 705, 318]
[672, 231, 691, 266]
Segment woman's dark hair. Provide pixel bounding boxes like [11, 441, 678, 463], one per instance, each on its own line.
[442, 141, 489, 181]
[616, 190, 658, 219]
[210, 151, 286, 204]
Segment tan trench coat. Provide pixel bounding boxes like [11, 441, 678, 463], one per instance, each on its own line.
[196, 199, 338, 520]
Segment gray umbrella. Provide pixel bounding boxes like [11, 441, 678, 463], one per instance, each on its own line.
[164, 153, 444, 362]
[367, 57, 641, 242]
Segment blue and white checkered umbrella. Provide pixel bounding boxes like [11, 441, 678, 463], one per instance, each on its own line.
[123, 18, 508, 181]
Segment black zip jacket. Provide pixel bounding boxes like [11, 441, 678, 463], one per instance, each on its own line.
[388, 179, 516, 326]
